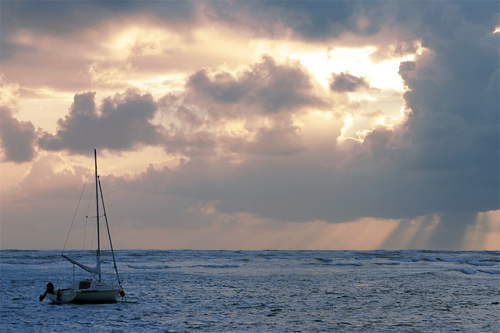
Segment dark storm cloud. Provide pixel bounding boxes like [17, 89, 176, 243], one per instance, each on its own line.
[396, 7, 499, 214]
[38, 90, 164, 153]
[206, 0, 386, 40]
[0, 107, 36, 163]
[0, 1, 196, 36]
[329, 72, 371, 93]
[187, 56, 325, 115]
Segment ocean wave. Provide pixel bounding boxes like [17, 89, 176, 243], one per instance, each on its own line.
[454, 268, 500, 275]
[466, 261, 497, 267]
[478, 269, 500, 275]
[373, 262, 400, 266]
[330, 262, 363, 267]
[315, 257, 333, 263]
[126, 264, 173, 270]
[454, 268, 477, 275]
[189, 264, 240, 269]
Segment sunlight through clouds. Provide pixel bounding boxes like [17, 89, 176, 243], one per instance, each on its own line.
[464, 211, 500, 251]
[0, 1, 498, 250]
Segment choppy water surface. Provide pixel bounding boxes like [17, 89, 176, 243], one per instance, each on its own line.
[1, 250, 499, 332]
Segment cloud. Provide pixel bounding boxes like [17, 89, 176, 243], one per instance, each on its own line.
[396, 10, 499, 212]
[0, 106, 36, 163]
[152, 55, 326, 158]
[206, 1, 386, 40]
[0, 1, 198, 43]
[186, 56, 325, 115]
[0, 154, 104, 249]
[0, 1, 201, 94]
[1, 1, 499, 250]
[329, 72, 371, 92]
[38, 89, 164, 153]
[33, 0, 498, 229]
[221, 118, 307, 157]
[0, 75, 36, 163]
[163, 128, 218, 157]
[158, 3, 499, 232]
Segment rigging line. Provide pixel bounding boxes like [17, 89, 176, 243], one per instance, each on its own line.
[83, 179, 95, 250]
[62, 158, 94, 254]
[89, 221, 96, 254]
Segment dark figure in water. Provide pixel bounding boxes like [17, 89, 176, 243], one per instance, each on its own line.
[39, 282, 55, 301]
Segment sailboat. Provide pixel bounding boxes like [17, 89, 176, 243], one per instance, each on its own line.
[40, 149, 125, 304]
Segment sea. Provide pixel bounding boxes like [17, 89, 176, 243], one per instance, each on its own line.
[1, 249, 499, 332]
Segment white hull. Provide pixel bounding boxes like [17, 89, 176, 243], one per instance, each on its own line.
[47, 280, 121, 304]
[72, 289, 120, 303]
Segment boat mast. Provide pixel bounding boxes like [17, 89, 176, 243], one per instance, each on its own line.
[94, 149, 102, 282]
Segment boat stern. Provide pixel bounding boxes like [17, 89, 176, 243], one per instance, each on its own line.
[46, 288, 77, 304]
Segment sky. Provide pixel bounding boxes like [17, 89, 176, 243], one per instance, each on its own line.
[0, 0, 499, 251]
